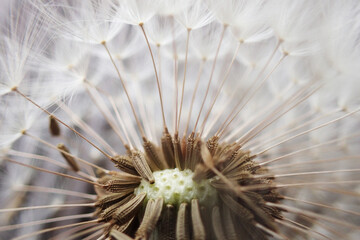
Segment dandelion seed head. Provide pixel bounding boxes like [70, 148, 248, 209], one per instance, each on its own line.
[1, 0, 360, 239]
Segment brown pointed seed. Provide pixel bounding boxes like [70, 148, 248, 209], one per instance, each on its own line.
[173, 133, 183, 170]
[143, 137, 168, 170]
[176, 203, 190, 240]
[200, 143, 214, 169]
[191, 199, 206, 240]
[114, 193, 147, 225]
[220, 193, 254, 221]
[111, 155, 139, 176]
[102, 173, 142, 193]
[136, 197, 164, 239]
[159, 204, 176, 240]
[161, 128, 175, 168]
[206, 135, 219, 156]
[57, 143, 79, 172]
[103, 179, 140, 193]
[185, 133, 195, 166]
[222, 151, 252, 175]
[190, 138, 202, 170]
[111, 215, 136, 234]
[135, 199, 154, 240]
[111, 229, 134, 240]
[222, 205, 237, 240]
[95, 191, 133, 208]
[49, 115, 61, 136]
[212, 205, 226, 239]
[98, 194, 134, 221]
[130, 150, 155, 184]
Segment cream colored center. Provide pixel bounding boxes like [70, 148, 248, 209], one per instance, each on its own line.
[134, 168, 217, 207]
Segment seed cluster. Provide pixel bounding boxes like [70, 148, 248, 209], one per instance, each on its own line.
[134, 168, 218, 207]
[94, 132, 283, 239]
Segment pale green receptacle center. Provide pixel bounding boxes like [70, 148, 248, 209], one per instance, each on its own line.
[134, 168, 217, 207]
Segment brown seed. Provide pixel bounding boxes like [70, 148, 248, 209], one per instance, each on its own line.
[136, 199, 155, 239]
[111, 215, 136, 235]
[158, 204, 176, 240]
[95, 191, 133, 208]
[185, 133, 195, 167]
[222, 204, 238, 240]
[143, 137, 168, 170]
[206, 135, 219, 156]
[98, 195, 134, 221]
[114, 193, 147, 225]
[111, 155, 139, 176]
[49, 115, 61, 136]
[176, 203, 190, 240]
[191, 199, 206, 240]
[212, 206, 226, 239]
[173, 133, 183, 170]
[190, 138, 202, 170]
[136, 197, 163, 239]
[57, 143, 79, 172]
[103, 178, 141, 193]
[130, 150, 155, 184]
[161, 128, 175, 168]
[220, 193, 254, 221]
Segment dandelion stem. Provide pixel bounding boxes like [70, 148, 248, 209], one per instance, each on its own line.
[0, 203, 95, 213]
[0, 213, 93, 232]
[65, 224, 107, 240]
[24, 131, 107, 174]
[217, 41, 282, 137]
[249, 108, 340, 151]
[48, 222, 100, 240]
[84, 83, 128, 147]
[139, 23, 167, 128]
[13, 219, 99, 240]
[157, 45, 163, 90]
[178, 28, 191, 132]
[108, 96, 134, 148]
[82, 229, 103, 240]
[219, 53, 288, 138]
[57, 101, 117, 155]
[222, 83, 295, 142]
[283, 196, 360, 216]
[3, 157, 103, 187]
[16, 185, 96, 200]
[101, 41, 146, 138]
[8, 149, 67, 169]
[13, 88, 113, 160]
[260, 131, 360, 165]
[275, 218, 331, 240]
[184, 59, 206, 137]
[276, 180, 360, 189]
[199, 41, 242, 137]
[193, 24, 227, 133]
[8, 149, 95, 180]
[254, 223, 289, 240]
[171, 16, 179, 132]
[273, 168, 360, 178]
[256, 107, 360, 156]
[239, 82, 321, 145]
[268, 155, 360, 170]
[267, 202, 360, 230]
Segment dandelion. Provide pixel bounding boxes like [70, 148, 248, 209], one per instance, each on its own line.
[1, 0, 360, 239]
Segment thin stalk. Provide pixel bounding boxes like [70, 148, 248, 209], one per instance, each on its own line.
[13, 88, 112, 160]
